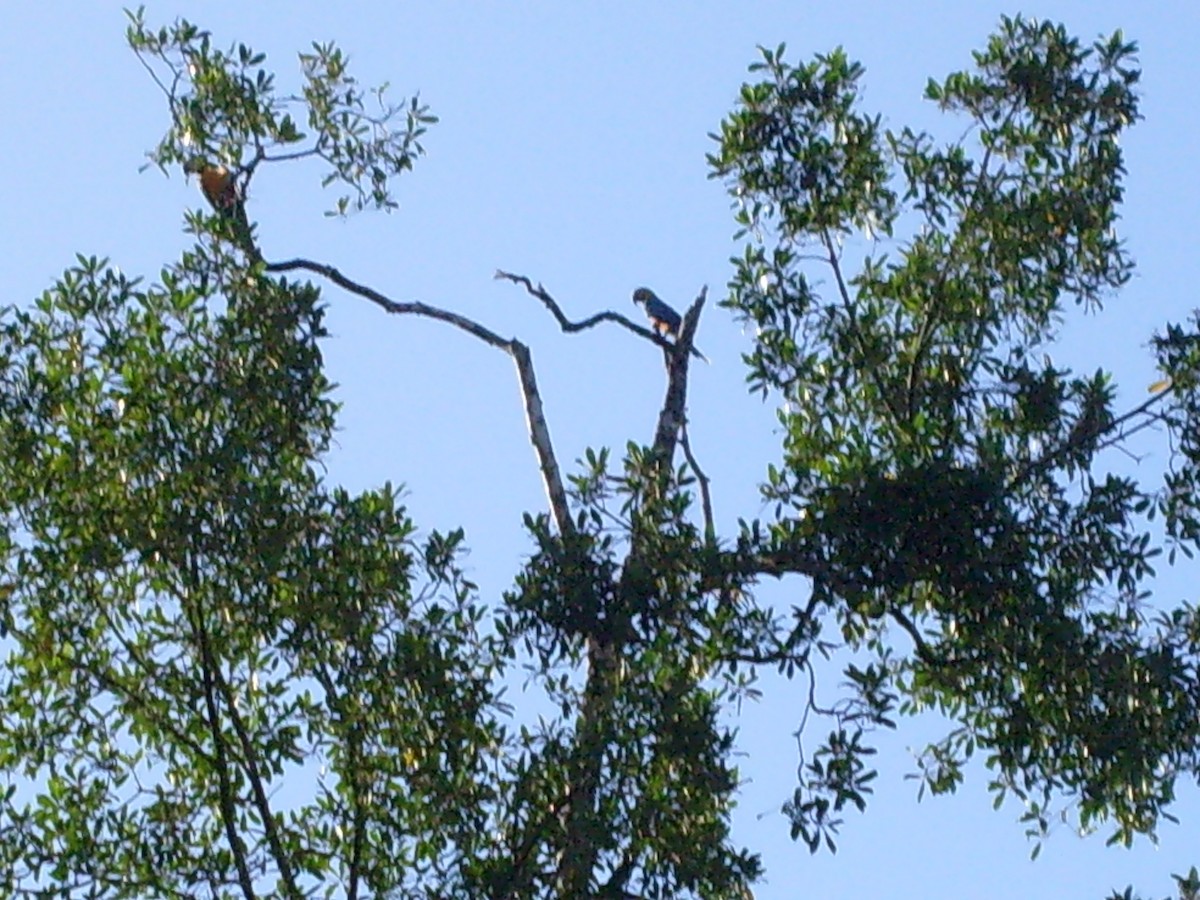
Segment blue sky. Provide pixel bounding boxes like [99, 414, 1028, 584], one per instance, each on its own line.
[3, 2, 1198, 897]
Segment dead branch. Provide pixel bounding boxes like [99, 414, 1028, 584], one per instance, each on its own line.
[266, 257, 574, 535]
[494, 268, 650, 335]
[679, 420, 715, 546]
[268, 258, 511, 348]
[650, 288, 707, 466]
[510, 342, 573, 535]
[494, 269, 707, 363]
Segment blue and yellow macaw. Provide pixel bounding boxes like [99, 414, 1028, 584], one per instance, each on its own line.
[184, 159, 260, 261]
[632, 287, 708, 362]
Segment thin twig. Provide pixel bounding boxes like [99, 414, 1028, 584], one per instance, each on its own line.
[260, 148, 322, 164]
[133, 50, 177, 108]
[679, 420, 715, 546]
[495, 269, 708, 362]
[494, 269, 646, 335]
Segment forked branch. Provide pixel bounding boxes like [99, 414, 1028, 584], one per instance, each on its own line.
[267, 257, 573, 535]
[494, 269, 679, 353]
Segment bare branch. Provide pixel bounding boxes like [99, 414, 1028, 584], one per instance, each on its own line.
[679, 420, 715, 546]
[265, 258, 575, 536]
[259, 147, 322, 165]
[267, 258, 512, 347]
[495, 269, 709, 362]
[511, 341, 573, 535]
[651, 288, 708, 466]
[133, 50, 179, 110]
[1010, 387, 1173, 491]
[494, 268, 643, 334]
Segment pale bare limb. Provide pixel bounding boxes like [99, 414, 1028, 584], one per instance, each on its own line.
[267, 257, 574, 535]
[268, 258, 511, 348]
[651, 288, 707, 466]
[511, 341, 573, 535]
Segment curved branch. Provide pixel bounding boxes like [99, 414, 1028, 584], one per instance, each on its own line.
[267, 258, 512, 348]
[889, 607, 939, 666]
[494, 269, 707, 361]
[266, 257, 574, 535]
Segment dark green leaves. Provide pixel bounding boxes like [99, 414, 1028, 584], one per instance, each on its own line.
[709, 14, 1200, 855]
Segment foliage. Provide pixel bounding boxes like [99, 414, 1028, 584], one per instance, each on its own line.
[0, 10, 1196, 900]
[709, 15, 1199, 856]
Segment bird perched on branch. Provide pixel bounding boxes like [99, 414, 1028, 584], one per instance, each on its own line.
[632, 287, 708, 363]
[183, 159, 260, 262]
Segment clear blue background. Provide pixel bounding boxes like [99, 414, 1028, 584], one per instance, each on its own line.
[3, 3, 1197, 897]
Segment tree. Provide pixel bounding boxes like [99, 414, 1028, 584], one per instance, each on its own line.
[0, 9, 1196, 899]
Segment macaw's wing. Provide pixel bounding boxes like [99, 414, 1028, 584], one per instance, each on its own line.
[644, 296, 682, 336]
[198, 167, 260, 262]
[198, 166, 235, 210]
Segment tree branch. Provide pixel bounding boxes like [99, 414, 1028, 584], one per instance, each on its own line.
[556, 643, 617, 896]
[679, 420, 715, 546]
[651, 288, 707, 466]
[267, 258, 512, 348]
[494, 269, 649, 337]
[210, 634, 303, 900]
[904, 103, 1016, 418]
[555, 290, 709, 893]
[184, 566, 258, 900]
[819, 226, 905, 425]
[889, 606, 940, 667]
[511, 340, 573, 535]
[495, 270, 709, 363]
[266, 257, 575, 534]
[1010, 388, 1172, 491]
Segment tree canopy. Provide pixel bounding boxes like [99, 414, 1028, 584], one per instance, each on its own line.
[0, 10, 1197, 900]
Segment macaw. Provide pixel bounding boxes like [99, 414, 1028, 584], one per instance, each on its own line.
[183, 159, 260, 261]
[632, 287, 708, 363]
